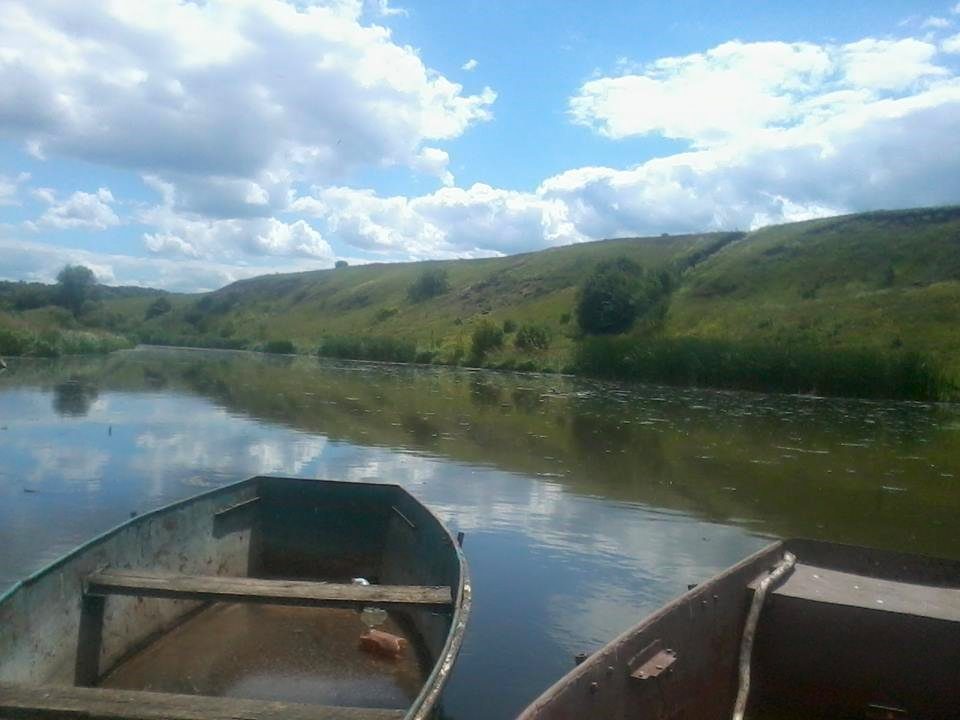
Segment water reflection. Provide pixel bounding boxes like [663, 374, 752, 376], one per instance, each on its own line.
[52, 378, 100, 417]
[1, 349, 959, 719]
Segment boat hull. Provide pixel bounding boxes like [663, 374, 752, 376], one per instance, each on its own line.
[519, 539, 960, 720]
[0, 476, 470, 720]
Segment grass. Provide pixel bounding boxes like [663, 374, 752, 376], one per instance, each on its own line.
[318, 335, 418, 363]
[0, 312, 133, 357]
[668, 206, 960, 376]
[574, 336, 953, 401]
[5, 205, 960, 399]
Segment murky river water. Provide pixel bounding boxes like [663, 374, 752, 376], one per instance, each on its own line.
[2, 347, 959, 719]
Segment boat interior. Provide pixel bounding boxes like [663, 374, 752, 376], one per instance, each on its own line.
[747, 539, 960, 720]
[0, 476, 466, 720]
[519, 538, 960, 720]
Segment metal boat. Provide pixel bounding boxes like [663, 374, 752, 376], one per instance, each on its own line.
[0, 476, 470, 720]
[519, 539, 960, 720]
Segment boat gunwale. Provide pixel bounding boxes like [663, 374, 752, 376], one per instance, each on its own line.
[0, 475, 471, 720]
[517, 538, 785, 719]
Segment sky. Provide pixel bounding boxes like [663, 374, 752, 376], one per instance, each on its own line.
[1, 0, 960, 292]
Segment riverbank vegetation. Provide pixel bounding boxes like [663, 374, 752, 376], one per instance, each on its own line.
[0, 313, 132, 357]
[2, 206, 959, 400]
[574, 336, 952, 401]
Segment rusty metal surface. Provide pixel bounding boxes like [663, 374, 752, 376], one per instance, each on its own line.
[752, 568, 960, 718]
[628, 642, 677, 681]
[518, 538, 960, 720]
[517, 541, 786, 720]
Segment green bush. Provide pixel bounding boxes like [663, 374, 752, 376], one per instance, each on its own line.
[470, 320, 503, 362]
[576, 258, 642, 335]
[514, 323, 551, 352]
[145, 296, 172, 320]
[0, 326, 31, 355]
[263, 339, 295, 354]
[576, 258, 675, 335]
[0, 324, 131, 357]
[374, 307, 399, 322]
[407, 267, 449, 302]
[573, 336, 953, 401]
[32, 338, 61, 357]
[415, 350, 436, 364]
[502, 319, 517, 334]
[319, 335, 417, 363]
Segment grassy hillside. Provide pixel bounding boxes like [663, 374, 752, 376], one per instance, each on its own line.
[668, 206, 960, 368]
[3, 205, 959, 398]
[114, 231, 738, 367]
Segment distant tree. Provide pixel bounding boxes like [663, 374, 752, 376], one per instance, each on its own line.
[335, 260, 349, 269]
[576, 258, 642, 335]
[470, 319, 503, 362]
[56, 265, 96, 316]
[145, 296, 172, 320]
[576, 258, 675, 335]
[408, 267, 449, 302]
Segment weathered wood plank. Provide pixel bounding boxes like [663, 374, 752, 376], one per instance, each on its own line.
[0, 683, 406, 720]
[85, 572, 452, 610]
[74, 595, 106, 687]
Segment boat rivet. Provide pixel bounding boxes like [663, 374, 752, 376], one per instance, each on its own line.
[589, 682, 599, 694]
[606, 665, 614, 676]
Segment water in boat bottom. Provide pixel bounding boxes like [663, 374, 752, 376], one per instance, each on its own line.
[100, 603, 425, 709]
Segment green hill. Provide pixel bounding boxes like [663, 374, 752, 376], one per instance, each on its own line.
[108, 231, 739, 364]
[3, 205, 959, 398]
[667, 206, 960, 367]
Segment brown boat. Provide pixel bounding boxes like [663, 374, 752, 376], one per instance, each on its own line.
[519, 539, 960, 720]
[0, 476, 470, 720]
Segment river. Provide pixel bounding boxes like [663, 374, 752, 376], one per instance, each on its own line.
[1, 347, 958, 719]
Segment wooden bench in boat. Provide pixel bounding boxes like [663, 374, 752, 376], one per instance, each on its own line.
[85, 571, 453, 610]
[0, 683, 406, 720]
[750, 562, 960, 621]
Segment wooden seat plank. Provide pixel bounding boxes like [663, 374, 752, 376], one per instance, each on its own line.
[0, 683, 406, 720]
[750, 563, 960, 621]
[85, 571, 452, 610]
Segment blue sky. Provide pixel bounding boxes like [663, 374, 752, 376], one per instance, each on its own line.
[2, 0, 960, 291]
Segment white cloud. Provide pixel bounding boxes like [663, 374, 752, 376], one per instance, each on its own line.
[32, 187, 120, 231]
[366, 0, 407, 18]
[411, 147, 455, 186]
[291, 62, 960, 255]
[570, 38, 949, 145]
[4, 14, 960, 291]
[0, 172, 30, 206]
[139, 203, 334, 262]
[293, 183, 583, 257]
[922, 16, 951, 29]
[462, 58, 479, 71]
[0, 0, 495, 219]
